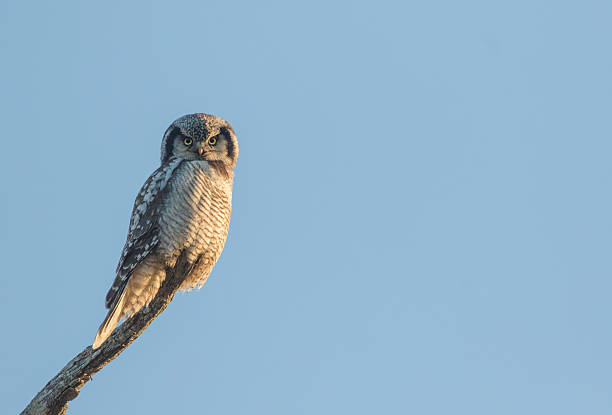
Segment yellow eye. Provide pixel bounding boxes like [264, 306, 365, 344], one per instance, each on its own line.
[208, 136, 217, 146]
[183, 137, 193, 146]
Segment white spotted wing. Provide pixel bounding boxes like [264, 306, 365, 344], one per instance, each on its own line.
[104, 158, 183, 309]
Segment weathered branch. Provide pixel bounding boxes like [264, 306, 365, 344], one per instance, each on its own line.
[21, 255, 192, 415]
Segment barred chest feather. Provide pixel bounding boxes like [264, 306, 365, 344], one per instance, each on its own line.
[157, 160, 233, 289]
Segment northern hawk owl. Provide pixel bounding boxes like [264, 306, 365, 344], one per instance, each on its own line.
[93, 113, 238, 349]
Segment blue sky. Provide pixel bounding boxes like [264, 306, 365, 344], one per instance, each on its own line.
[2, 1, 611, 414]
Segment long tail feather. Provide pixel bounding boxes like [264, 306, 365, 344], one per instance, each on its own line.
[92, 290, 127, 349]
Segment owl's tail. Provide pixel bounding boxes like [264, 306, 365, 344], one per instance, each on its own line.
[92, 290, 128, 349]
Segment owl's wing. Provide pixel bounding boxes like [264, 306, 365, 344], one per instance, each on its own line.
[104, 158, 183, 309]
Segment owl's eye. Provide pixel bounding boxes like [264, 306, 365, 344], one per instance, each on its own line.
[208, 136, 217, 146]
[183, 137, 193, 146]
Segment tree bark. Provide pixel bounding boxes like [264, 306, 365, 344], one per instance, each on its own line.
[20, 255, 192, 415]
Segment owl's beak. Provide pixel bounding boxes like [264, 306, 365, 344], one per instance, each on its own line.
[196, 143, 207, 157]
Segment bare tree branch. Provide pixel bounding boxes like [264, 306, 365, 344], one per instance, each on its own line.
[20, 255, 193, 415]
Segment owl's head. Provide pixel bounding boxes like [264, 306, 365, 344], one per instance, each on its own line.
[161, 113, 238, 175]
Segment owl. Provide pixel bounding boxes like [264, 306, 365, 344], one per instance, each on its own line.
[92, 113, 238, 349]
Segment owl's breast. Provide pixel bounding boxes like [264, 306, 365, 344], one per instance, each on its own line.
[156, 161, 233, 265]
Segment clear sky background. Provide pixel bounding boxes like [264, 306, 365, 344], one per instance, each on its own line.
[1, 1, 611, 414]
